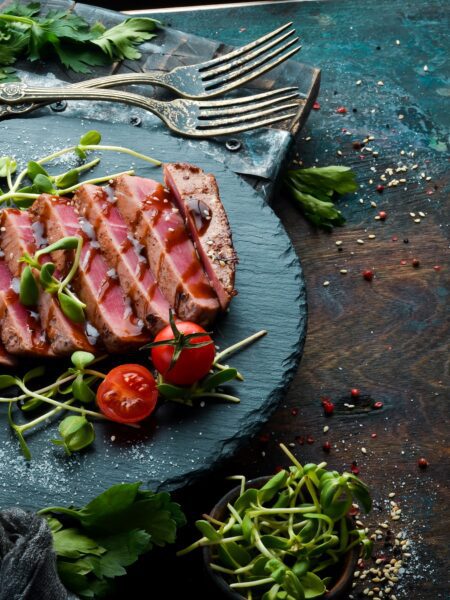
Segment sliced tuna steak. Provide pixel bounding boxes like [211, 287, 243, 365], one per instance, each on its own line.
[164, 163, 237, 311]
[0, 259, 51, 356]
[30, 195, 149, 352]
[0, 209, 96, 356]
[112, 175, 219, 326]
[73, 184, 170, 334]
[0, 342, 16, 367]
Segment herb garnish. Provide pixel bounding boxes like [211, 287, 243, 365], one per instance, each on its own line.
[179, 443, 372, 599]
[284, 166, 358, 229]
[0, 2, 159, 82]
[37, 482, 185, 599]
[0, 129, 161, 208]
[20, 235, 87, 323]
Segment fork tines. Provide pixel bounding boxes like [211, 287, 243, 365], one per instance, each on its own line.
[195, 87, 299, 135]
[198, 23, 301, 95]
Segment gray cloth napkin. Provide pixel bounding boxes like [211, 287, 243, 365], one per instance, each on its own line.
[0, 508, 76, 600]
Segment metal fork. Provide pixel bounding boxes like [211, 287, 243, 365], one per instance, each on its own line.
[2, 22, 300, 120]
[0, 83, 299, 137]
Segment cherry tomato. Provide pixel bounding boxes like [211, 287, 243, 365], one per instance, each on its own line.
[151, 321, 215, 386]
[97, 364, 158, 424]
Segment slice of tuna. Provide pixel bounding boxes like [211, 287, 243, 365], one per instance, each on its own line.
[112, 175, 219, 326]
[0, 343, 16, 367]
[30, 195, 149, 352]
[0, 259, 51, 356]
[0, 209, 96, 356]
[164, 163, 237, 311]
[73, 184, 170, 334]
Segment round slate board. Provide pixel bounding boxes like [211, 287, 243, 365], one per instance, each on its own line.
[0, 116, 307, 511]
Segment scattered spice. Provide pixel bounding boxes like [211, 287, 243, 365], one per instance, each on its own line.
[321, 397, 335, 416]
[418, 457, 428, 469]
[378, 210, 387, 220]
[363, 269, 374, 281]
[313, 101, 321, 110]
[336, 106, 348, 114]
[351, 388, 360, 398]
[376, 185, 385, 193]
[323, 441, 331, 452]
[373, 401, 384, 409]
[412, 258, 420, 268]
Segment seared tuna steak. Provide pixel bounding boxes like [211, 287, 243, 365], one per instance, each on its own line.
[112, 175, 219, 326]
[164, 163, 237, 310]
[0, 209, 95, 356]
[73, 184, 171, 334]
[30, 195, 149, 352]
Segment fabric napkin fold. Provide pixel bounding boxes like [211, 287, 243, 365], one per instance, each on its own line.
[0, 508, 76, 600]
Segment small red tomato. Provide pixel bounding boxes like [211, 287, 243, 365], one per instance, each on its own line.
[97, 364, 158, 424]
[151, 320, 215, 386]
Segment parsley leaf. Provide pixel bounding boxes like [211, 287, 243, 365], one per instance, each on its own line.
[39, 482, 185, 599]
[284, 165, 358, 229]
[0, 2, 159, 76]
[91, 17, 159, 61]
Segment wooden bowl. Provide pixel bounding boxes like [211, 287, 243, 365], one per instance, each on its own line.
[202, 476, 359, 600]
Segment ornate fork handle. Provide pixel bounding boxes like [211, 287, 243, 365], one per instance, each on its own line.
[0, 83, 173, 123]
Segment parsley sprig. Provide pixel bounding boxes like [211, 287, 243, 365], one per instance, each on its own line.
[0, 2, 159, 81]
[37, 482, 185, 599]
[284, 165, 358, 230]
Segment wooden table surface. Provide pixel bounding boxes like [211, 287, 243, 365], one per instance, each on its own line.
[109, 2, 449, 599]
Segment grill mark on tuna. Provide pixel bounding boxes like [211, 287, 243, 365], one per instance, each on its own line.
[30, 195, 149, 352]
[72, 184, 171, 335]
[0, 209, 95, 356]
[163, 163, 237, 311]
[112, 175, 219, 326]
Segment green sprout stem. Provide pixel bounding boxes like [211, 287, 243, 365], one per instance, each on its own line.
[214, 330, 267, 364]
[57, 237, 83, 292]
[81, 144, 161, 166]
[57, 169, 134, 195]
[230, 578, 274, 589]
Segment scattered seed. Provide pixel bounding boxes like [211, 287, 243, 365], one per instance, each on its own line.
[336, 240, 343, 246]
[357, 239, 365, 245]
[356, 80, 362, 85]
[370, 201, 378, 208]
[361, 447, 367, 454]
[414, 218, 421, 223]
[323, 280, 330, 287]
[418, 457, 428, 468]
[377, 81, 384, 86]
[340, 269, 348, 274]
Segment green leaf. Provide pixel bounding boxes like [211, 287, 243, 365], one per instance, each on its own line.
[54, 168, 79, 189]
[0, 374, 16, 389]
[39, 262, 58, 293]
[92, 17, 159, 61]
[19, 265, 39, 306]
[79, 130, 102, 146]
[27, 160, 48, 181]
[71, 350, 95, 370]
[0, 156, 17, 178]
[258, 470, 289, 503]
[2, 2, 41, 18]
[33, 173, 55, 193]
[46, 516, 63, 533]
[52, 415, 95, 455]
[234, 487, 258, 513]
[300, 572, 326, 599]
[260, 535, 291, 550]
[72, 374, 95, 404]
[291, 166, 358, 195]
[73, 482, 142, 530]
[201, 368, 238, 391]
[93, 529, 151, 577]
[53, 527, 104, 559]
[58, 292, 85, 323]
[156, 382, 189, 400]
[23, 365, 46, 384]
[195, 519, 222, 542]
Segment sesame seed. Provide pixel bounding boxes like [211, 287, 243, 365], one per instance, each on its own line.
[305, 136, 312, 141]
[391, 515, 401, 521]
[323, 280, 330, 287]
[410, 212, 416, 217]
[323, 425, 329, 433]
[361, 447, 367, 454]
[357, 239, 365, 244]
[340, 269, 348, 274]
[418, 211, 426, 217]
[356, 80, 362, 85]
[335, 240, 343, 246]
[414, 218, 421, 223]
[423, 65, 428, 71]
[368, 234, 376, 239]
[370, 201, 378, 208]
[337, 150, 343, 156]
[398, 114, 404, 120]
[388, 492, 396, 498]
[377, 81, 384, 86]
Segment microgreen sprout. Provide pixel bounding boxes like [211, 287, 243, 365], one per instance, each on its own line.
[154, 329, 267, 405]
[19, 236, 86, 322]
[0, 129, 161, 207]
[178, 443, 373, 600]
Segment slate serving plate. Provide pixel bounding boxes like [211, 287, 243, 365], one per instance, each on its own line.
[0, 115, 307, 510]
